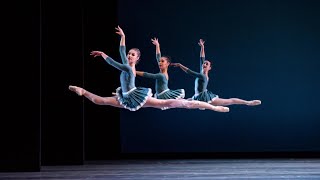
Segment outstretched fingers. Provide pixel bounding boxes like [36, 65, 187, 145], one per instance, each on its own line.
[151, 37, 159, 45]
[90, 51, 102, 57]
[115, 25, 124, 36]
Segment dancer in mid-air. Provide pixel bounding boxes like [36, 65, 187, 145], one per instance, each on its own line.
[171, 39, 261, 107]
[136, 37, 185, 103]
[69, 26, 229, 112]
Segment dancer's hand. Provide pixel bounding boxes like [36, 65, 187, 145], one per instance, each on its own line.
[90, 51, 105, 58]
[198, 39, 205, 47]
[151, 37, 159, 46]
[170, 63, 181, 67]
[115, 25, 125, 36]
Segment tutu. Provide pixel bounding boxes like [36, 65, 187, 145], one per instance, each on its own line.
[155, 89, 185, 100]
[116, 87, 152, 111]
[192, 90, 219, 110]
[154, 89, 185, 110]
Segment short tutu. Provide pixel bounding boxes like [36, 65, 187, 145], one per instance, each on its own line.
[116, 87, 152, 111]
[155, 89, 185, 100]
[152, 89, 185, 110]
[192, 90, 219, 103]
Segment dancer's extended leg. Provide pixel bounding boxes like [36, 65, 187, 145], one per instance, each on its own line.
[69, 85, 122, 108]
[212, 97, 261, 106]
[144, 97, 229, 112]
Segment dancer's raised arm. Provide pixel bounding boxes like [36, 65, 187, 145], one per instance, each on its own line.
[151, 37, 161, 63]
[115, 25, 128, 64]
[198, 39, 205, 72]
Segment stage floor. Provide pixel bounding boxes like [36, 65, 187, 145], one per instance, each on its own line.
[1, 159, 320, 179]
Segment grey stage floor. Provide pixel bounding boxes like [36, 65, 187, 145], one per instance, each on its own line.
[1, 159, 320, 179]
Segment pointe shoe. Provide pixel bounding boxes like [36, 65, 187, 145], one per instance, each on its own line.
[68, 85, 85, 96]
[247, 100, 261, 106]
[216, 106, 230, 112]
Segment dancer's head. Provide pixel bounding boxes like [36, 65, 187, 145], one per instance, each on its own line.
[158, 55, 171, 70]
[127, 48, 141, 64]
[202, 60, 212, 72]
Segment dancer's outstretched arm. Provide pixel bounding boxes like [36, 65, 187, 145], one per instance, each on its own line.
[171, 63, 188, 73]
[136, 71, 144, 77]
[171, 63, 203, 78]
[90, 51, 129, 72]
[143, 72, 162, 79]
[136, 71, 162, 79]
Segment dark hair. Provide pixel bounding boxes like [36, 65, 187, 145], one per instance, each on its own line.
[162, 55, 171, 63]
[205, 59, 212, 67]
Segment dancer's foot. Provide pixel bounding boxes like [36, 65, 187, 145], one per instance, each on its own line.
[214, 106, 230, 112]
[247, 100, 261, 106]
[69, 85, 85, 96]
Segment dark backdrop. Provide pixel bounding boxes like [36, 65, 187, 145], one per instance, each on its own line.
[41, 0, 120, 163]
[116, 0, 320, 153]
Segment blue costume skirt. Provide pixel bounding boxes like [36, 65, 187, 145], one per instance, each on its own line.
[192, 90, 219, 103]
[154, 89, 185, 110]
[116, 87, 152, 111]
[155, 89, 185, 100]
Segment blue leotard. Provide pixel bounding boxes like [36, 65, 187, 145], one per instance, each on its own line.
[104, 45, 152, 111]
[142, 53, 185, 100]
[185, 56, 218, 103]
